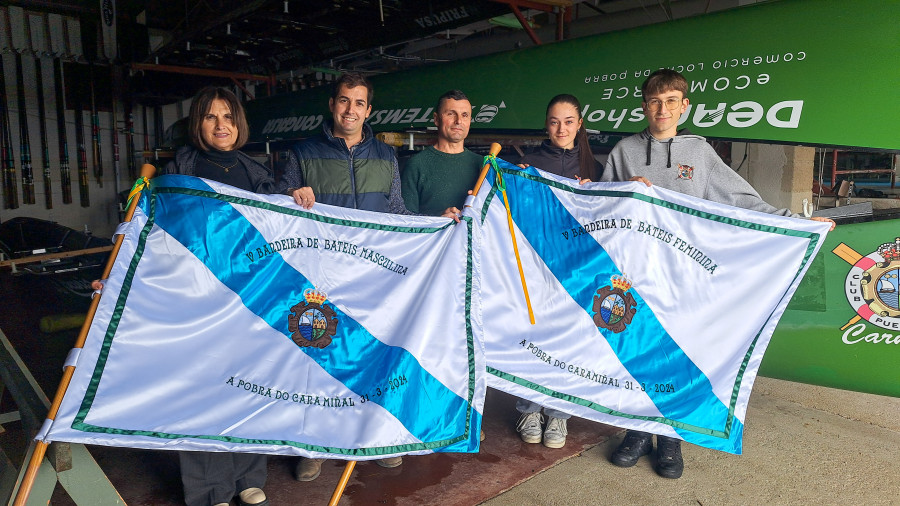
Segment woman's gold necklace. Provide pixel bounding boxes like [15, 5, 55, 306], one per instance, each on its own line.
[206, 157, 237, 172]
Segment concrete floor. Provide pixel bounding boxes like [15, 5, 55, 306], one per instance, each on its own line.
[3, 270, 899, 505]
[32, 376, 900, 505]
[483, 377, 900, 506]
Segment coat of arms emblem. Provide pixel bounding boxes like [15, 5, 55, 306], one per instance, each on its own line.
[592, 274, 637, 333]
[288, 288, 338, 349]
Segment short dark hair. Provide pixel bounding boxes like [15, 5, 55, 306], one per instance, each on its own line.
[332, 72, 374, 105]
[188, 86, 249, 151]
[436, 89, 469, 113]
[641, 69, 688, 99]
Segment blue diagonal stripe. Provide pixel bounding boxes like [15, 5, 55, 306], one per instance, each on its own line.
[144, 175, 477, 451]
[490, 160, 730, 433]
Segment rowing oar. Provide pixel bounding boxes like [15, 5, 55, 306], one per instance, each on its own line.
[89, 62, 103, 188]
[12, 163, 156, 506]
[35, 56, 53, 209]
[125, 99, 136, 180]
[466, 142, 535, 324]
[0, 56, 17, 209]
[110, 65, 122, 201]
[53, 58, 73, 204]
[14, 52, 35, 205]
[74, 83, 90, 207]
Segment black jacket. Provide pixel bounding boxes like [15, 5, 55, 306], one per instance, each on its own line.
[162, 145, 275, 194]
[518, 140, 602, 181]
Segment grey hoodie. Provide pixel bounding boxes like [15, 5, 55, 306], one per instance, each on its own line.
[600, 129, 794, 216]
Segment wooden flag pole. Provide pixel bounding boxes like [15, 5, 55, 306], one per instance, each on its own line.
[328, 460, 357, 506]
[13, 164, 156, 506]
[467, 142, 502, 202]
[465, 143, 535, 324]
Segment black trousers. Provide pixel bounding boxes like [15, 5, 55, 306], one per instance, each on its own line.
[179, 451, 267, 506]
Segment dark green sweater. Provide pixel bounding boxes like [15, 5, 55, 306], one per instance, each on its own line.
[401, 146, 483, 215]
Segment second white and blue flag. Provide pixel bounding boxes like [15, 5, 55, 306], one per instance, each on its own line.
[468, 158, 829, 454]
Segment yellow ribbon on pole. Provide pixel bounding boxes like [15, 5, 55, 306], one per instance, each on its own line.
[492, 158, 535, 325]
[466, 143, 535, 325]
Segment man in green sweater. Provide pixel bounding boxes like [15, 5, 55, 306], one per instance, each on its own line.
[401, 90, 483, 216]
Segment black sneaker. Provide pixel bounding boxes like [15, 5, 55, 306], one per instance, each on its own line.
[655, 435, 684, 479]
[610, 430, 652, 467]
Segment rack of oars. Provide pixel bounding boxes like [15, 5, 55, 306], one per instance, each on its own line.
[0, 5, 145, 211]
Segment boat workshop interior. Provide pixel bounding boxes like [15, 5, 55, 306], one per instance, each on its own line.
[0, 0, 898, 504]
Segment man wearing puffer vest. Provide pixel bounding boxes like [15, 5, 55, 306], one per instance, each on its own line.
[278, 71, 408, 482]
[280, 72, 409, 216]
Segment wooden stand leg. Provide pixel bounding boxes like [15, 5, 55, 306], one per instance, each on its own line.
[0, 329, 124, 505]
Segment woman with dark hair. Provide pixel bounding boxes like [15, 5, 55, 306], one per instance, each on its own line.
[513, 94, 602, 450]
[519, 94, 602, 182]
[162, 86, 274, 196]
[164, 86, 273, 506]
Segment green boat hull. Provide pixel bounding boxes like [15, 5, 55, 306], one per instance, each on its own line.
[761, 217, 900, 398]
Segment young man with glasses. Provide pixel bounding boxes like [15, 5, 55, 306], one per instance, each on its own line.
[600, 69, 833, 479]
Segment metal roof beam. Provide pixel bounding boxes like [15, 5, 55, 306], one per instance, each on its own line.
[130, 62, 273, 91]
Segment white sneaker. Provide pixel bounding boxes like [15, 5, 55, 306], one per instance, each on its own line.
[542, 416, 568, 448]
[516, 411, 544, 444]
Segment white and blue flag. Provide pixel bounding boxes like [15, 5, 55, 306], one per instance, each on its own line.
[40, 174, 485, 459]
[468, 158, 829, 454]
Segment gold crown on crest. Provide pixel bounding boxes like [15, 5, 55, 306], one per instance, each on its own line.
[303, 288, 328, 305]
[611, 274, 632, 292]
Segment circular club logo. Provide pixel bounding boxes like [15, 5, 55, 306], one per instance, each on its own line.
[842, 238, 900, 328]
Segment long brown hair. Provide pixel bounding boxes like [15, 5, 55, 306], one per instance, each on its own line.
[546, 94, 596, 180]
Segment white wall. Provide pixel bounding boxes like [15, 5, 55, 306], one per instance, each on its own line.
[730, 141, 814, 215]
